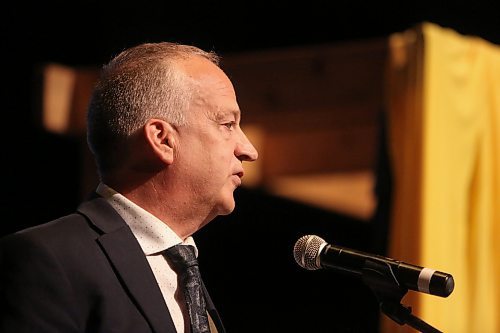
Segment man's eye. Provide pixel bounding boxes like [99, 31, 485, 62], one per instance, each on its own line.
[223, 122, 236, 130]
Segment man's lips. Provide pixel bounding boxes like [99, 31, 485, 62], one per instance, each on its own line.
[232, 171, 244, 186]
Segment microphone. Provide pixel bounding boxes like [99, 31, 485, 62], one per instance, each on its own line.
[293, 235, 454, 298]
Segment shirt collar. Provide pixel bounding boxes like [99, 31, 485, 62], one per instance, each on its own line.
[96, 183, 198, 256]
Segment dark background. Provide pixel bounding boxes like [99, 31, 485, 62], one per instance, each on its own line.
[2, 1, 499, 332]
[2, 1, 500, 227]
[2, 0, 499, 232]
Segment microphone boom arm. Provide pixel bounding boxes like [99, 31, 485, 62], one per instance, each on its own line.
[362, 259, 443, 333]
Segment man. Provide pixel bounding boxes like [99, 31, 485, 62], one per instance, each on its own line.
[0, 42, 258, 332]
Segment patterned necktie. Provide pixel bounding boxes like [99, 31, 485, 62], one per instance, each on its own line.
[164, 244, 210, 333]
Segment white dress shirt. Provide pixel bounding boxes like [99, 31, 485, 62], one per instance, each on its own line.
[96, 183, 197, 333]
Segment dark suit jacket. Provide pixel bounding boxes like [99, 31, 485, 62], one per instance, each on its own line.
[0, 196, 225, 333]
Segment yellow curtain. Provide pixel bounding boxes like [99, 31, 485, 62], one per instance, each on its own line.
[386, 22, 500, 333]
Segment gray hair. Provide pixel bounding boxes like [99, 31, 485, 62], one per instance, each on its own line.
[87, 42, 220, 177]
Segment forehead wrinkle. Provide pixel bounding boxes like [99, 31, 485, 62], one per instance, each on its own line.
[194, 80, 240, 121]
[189, 77, 235, 110]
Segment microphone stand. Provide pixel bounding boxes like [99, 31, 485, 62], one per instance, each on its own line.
[361, 260, 443, 333]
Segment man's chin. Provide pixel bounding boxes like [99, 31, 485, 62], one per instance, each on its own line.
[219, 204, 235, 216]
[217, 197, 236, 216]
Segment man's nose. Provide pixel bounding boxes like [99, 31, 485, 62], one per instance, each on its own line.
[235, 129, 258, 162]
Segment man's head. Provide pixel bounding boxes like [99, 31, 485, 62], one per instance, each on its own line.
[87, 42, 220, 175]
[87, 42, 258, 231]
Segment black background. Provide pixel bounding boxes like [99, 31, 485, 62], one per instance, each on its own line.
[2, 1, 499, 331]
[2, 0, 499, 232]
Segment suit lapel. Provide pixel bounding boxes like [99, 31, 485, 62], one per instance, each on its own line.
[78, 197, 176, 333]
[203, 282, 226, 333]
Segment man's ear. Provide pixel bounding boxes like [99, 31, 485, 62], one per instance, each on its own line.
[144, 118, 176, 165]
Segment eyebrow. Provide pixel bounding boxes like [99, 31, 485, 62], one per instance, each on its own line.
[213, 108, 241, 122]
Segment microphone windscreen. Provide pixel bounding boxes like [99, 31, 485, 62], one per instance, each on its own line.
[293, 235, 326, 270]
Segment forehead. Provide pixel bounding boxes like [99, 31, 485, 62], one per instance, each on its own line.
[180, 56, 240, 116]
[179, 55, 231, 88]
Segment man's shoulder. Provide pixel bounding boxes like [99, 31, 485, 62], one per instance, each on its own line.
[0, 212, 90, 247]
[0, 196, 128, 256]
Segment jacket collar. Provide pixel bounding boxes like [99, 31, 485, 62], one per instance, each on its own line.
[77, 195, 176, 333]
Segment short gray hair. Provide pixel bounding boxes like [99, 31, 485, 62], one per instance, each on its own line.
[87, 42, 220, 177]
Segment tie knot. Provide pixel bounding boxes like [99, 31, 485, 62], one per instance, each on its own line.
[164, 244, 198, 273]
